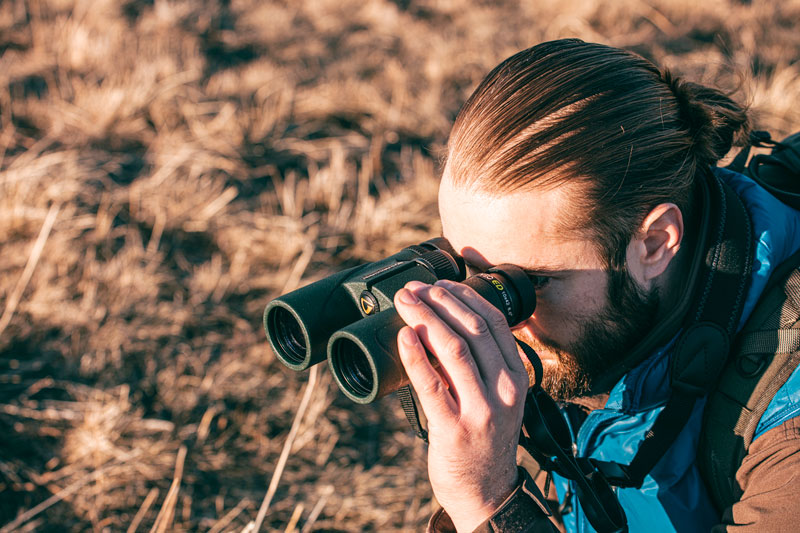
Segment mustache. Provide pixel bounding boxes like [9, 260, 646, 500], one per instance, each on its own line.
[512, 327, 587, 399]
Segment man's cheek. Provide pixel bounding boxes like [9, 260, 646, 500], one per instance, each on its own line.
[523, 305, 572, 344]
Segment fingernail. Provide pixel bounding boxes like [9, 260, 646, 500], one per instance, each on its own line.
[398, 289, 419, 304]
[434, 279, 454, 288]
[400, 327, 418, 347]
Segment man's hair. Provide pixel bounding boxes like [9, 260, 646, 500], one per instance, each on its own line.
[447, 38, 750, 270]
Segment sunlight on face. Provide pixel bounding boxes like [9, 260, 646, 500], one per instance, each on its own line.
[438, 170, 659, 399]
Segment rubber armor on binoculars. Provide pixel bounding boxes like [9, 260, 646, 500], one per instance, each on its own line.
[263, 238, 536, 403]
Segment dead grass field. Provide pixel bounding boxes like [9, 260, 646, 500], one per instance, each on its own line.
[1, 0, 799, 531]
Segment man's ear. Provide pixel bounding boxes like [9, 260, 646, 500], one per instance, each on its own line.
[627, 203, 684, 284]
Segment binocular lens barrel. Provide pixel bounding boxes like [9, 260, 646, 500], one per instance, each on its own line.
[330, 338, 374, 398]
[268, 306, 308, 365]
[263, 265, 366, 371]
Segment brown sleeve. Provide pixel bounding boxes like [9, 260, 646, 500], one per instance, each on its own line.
[712, 415, 800, 532]
[427, 467, 560, 533]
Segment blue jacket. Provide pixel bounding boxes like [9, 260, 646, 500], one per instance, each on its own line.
[554, 168, 800, 532]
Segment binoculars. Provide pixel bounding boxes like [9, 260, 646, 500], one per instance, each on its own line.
[263, 238, 536, 403]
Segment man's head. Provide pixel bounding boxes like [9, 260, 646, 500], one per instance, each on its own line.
[440, 39, 749, 399]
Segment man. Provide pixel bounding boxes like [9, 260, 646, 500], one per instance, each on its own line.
[392, 39, 800, 531]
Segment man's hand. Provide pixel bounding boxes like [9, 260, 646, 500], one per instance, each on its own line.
[394, 279, 530, 532]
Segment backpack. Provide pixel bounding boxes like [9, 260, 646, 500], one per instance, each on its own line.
[727, 130, 800, 210]
[699, 130, 800, 511]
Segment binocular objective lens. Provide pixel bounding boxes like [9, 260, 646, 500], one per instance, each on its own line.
[331, 339, 374, 399]
[269, 307, 308, 365]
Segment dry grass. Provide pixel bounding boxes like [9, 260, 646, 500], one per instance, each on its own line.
[0, 0, 798, 531]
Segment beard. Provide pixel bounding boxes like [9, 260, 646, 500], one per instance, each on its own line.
[515, 267, 660, 401]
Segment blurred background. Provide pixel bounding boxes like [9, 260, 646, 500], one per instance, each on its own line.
[0, 0, 798, 531]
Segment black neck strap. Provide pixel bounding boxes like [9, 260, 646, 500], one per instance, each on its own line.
[589, 173, 713, 393]
[595, 170, 754, 488]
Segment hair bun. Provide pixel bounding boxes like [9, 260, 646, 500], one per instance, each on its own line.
[662, 70, 750, 166]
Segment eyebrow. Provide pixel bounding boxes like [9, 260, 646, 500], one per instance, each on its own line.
[463, 259, 566, 276]
[521, 267, 566, 276]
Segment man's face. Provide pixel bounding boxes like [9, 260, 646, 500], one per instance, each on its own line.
[438, 174, 660, 400]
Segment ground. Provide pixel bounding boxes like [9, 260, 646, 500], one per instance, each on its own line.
[1, 0, 799, 530]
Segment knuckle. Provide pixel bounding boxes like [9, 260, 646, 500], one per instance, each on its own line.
[487, 307, 509, 330]
[429, 285, 450, 302]
[495, 371, 526, 404]
[414, 302, 438, 324]
[421, 377, 445, 397]
[464, 313, 490, 337]
[444, 335, 471, 361]
[471, 406, 494, 428]
[457, 283, 479, 298]
[451, 422, 471, 441]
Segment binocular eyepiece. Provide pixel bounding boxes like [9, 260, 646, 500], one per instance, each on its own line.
[264, 238, 536, 403]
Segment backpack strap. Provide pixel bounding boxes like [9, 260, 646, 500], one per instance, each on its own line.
[699, 248, 800, 510]
[597, 170, 754, 489]
[726, 130, 800, 210]
[724, 130, 774, 174]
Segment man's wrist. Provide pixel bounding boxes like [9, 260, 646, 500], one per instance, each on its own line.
[475, 467, 554, 532]
[447, 470, 521, 532]
[429, 468, 556, 533]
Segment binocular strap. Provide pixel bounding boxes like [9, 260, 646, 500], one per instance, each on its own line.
[397, 385, 429, 443]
